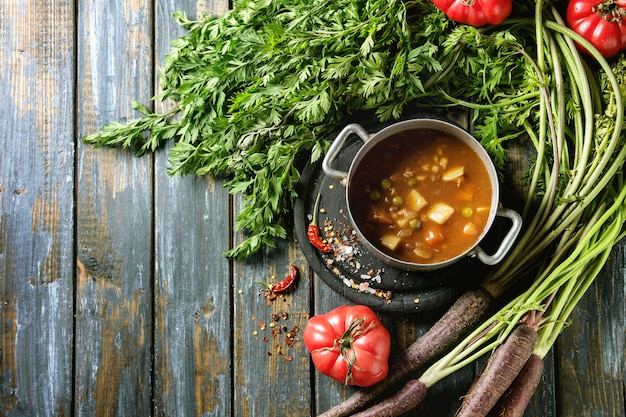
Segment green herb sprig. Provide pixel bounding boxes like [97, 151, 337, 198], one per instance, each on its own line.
[84, 0, 451, 259]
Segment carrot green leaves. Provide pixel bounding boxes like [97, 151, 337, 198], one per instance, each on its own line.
[83, 0, 451, 258]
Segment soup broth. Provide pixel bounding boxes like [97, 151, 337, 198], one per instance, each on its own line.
[349, 128, 493, 264]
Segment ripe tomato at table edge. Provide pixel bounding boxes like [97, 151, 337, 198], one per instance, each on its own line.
[566, 0, 626, 58]
[430, 0, 513, 27]
[303, 305, 391, 387]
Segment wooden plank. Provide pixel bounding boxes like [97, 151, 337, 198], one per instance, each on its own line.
[312, 275, 358, 416]
[152, 173, 232, 416]
[312, 274, 404, 416]
[0, 0, 75, 415]
[232, 228, 312, 416]
[556, 240, 625, 416]
[151, 1, 232, 416]
[75, 0, 154, 415]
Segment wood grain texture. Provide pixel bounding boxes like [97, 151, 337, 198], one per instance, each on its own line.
[233, 226, 312, 416]
[0, 0, 75, 415]
[312, 273, 358, 416]
[1, 0, 625, 416]
[152, 1, 232, 416]
[75, 0, 154, 415]
[556, 240, 625, 417]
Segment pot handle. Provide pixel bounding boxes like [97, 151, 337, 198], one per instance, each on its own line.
[322, 123, 370, 185]
[473, 208, 523, 265]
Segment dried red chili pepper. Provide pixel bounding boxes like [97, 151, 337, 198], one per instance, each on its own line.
[308, 192, 332, 253]
[270, 264, 298, 293]
[256, 264, 299, 295]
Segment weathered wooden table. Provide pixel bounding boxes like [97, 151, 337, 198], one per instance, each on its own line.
[1, 0, 625, 416]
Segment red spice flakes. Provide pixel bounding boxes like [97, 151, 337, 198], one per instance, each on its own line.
[255, 307, 301, 362]
[284, 326, 300, 347]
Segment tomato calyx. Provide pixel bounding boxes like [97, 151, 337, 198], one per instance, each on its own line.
[593, 0, 626, 23]
[313, 316, 375, 385]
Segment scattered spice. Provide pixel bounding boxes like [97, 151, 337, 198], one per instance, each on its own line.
[285, 326, 300, 347]
[321, 214, 393, 301]
[254, 295, 302, 362]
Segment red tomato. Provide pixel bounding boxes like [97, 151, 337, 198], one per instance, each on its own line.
[566, 0, 626, 58]
[430, 0, 512, 27]
[303, 305, 391, 387]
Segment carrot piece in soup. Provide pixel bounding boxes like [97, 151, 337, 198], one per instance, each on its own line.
[463, 222, 479, 235]
[456, 184, 475, 202]
[424, 224, 444, 246]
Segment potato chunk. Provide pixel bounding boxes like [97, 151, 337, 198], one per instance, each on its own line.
[427, 202, 455, 224]
[406, 189, 428, 212]
[380, 234, 402, 251]
[442, 166, 464, 181]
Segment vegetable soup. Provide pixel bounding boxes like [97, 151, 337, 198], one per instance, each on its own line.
[349, 128, 492, 264]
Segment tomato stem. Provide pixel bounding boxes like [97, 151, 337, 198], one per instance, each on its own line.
[593, 0, 626, 23]
[337, 317, 376, 384]
[313, 316, 377, 385]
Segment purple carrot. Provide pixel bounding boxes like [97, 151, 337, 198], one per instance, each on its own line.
[491, 353, 544, 417]
[350, 379, 428, 417]
[456, 323, 538, 417]
[317, 288, 494, 417]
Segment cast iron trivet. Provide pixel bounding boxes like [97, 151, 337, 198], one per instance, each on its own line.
[294, 117, 491, 313]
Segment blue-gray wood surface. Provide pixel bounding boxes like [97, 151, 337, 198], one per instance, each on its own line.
[1, 0, 624, 416]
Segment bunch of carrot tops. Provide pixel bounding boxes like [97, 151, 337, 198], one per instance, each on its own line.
[83, 0, 626, 414]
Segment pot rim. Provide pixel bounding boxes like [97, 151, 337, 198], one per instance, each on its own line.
[342, 119, 503, 271]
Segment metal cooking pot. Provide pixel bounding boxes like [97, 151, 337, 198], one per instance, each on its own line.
[322, 118, 523, 271]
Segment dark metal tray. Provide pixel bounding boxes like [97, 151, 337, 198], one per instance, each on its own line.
[294, 118, 490, 313]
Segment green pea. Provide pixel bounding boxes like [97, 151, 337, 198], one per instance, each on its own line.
[369, 190, 381, 200]
[392, 196, 403, 206]
[409, 218, 422, 230]
[462, 207, 473, 217]
[380, 178, 392, 190]
[406, 177, 416, 186]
